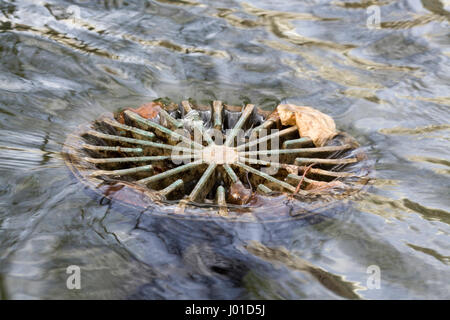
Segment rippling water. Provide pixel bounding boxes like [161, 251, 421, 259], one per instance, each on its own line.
[0, 0, 449, 299]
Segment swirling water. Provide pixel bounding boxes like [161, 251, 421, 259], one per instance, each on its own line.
[0, 0, 449, 299]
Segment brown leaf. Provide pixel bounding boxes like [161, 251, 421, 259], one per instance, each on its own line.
[133, 102, 162, 119]
[116, 102, 162, 124]
[267, 109, 280, 123]
[305, 180, 346, 191]
[277, 104, 337, 146]
[227, 181, 252, 205]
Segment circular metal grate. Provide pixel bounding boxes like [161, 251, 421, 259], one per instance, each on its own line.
[63, 100, 372, 221]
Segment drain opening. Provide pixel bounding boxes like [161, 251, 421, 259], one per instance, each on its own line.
[63, 100, 371, 219]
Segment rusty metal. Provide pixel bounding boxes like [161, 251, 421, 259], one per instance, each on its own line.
[63, 100, 372, 221]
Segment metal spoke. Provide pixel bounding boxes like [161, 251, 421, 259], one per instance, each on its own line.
[139, 160, 203, 185]
[158, 108, 184, 130]
[223, 164, 239, 183]
[298, 166, 356, 179]
[233, 161, 299, 193]
[181, 100, 214, 145]
[82, 145, 143, 153]
[251, 113, 279, 137]
[257, 184, 272, 194]
[216, 185, 227, 216]
[84, 155, 185, 164]
[187, 163, 217, 202]
[101, 118, 155, 140]
[181, 100, 194, 113]
[212, 100, 223, 131]
[90, 164, 153, 177]
[282, 137, 312, 149]
[124, 110, 203, 149]
[236, 126, 298, 151]
[239, 157, 354, 179]
[85, 130, 195, 154]
[240, 144, 352, 157]
[295, 157, 357, 165]
[225, 104, 255, 147]
[159, 179, 184, 197]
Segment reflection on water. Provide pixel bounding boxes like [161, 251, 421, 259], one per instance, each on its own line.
[0, 0, 449, 299]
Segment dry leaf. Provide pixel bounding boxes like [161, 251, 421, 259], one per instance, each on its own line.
[266, 109, 281, 123]
[134, 102, 162, 119]
[305, 180, 346, 191]
[277, 104, 337, 146]
[116, 102, 162, 124]
[227, 181, 252, 205]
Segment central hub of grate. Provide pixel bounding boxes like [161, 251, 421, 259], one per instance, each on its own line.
[63, 100, 372, 221]
[200, 145, 238, 165]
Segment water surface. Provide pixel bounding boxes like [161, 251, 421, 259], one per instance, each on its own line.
[0, 0, 449, 299]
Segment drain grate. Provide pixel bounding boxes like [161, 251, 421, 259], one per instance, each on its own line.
[63, 100, 371, 220]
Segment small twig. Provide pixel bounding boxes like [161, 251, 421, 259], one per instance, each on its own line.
[294, 162, 317, 194]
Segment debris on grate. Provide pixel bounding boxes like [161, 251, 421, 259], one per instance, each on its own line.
[63, 99, 372, 221]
